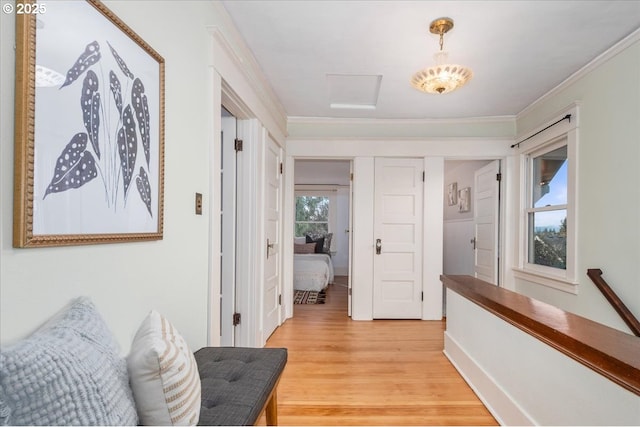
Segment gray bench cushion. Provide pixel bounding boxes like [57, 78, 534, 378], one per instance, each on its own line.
[194, 347, 287, 426]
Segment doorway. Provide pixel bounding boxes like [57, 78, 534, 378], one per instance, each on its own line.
[443, 160, 501, 284]
[293, 159, 352, 316]
[220, 106, 237, 346]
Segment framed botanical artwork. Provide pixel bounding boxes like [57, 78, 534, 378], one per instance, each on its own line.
[447, 182, 458, 206]
[13, 0, 165, 247]
[458, 187, 471, 213]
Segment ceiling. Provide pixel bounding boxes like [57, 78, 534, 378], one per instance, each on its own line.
[221, 1, 640, 120]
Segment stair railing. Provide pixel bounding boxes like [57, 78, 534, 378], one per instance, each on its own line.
[587, 268, 640, 337]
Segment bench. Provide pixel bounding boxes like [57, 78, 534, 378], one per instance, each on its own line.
[195, 347, 288, 426]
[0, 298, 287, 426]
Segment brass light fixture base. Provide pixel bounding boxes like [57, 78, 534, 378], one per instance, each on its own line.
[429, 17, 454, 36]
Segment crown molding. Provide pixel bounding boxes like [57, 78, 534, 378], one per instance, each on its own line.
[517, 26, 640, 119]
[208, 2, 288, 139]
[288, 115, 516, 126]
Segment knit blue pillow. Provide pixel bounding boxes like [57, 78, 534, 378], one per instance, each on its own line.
[0, 297, 138, 425]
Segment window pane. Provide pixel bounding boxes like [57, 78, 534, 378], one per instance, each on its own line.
[295, 196, 329, 221]
[532, 146, 567, 208]
[296, 222, 329, 237]
[528, 210, 567, 269]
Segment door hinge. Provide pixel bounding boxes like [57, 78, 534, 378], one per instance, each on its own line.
[421, 291, 424, 301]
[279, 162, 283, 174]
[278, 294, 282, 305]
[496, 172, 502, 182]
[232, 312, 241, 326]
[348, 288, 352, 296]
[422, 171, 425, 182]
[350, 172, 353, 181]
[234, 138, 243, 152]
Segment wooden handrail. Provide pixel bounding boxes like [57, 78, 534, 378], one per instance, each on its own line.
[587, 268, 640, 337]
[441, 275, 640, 396]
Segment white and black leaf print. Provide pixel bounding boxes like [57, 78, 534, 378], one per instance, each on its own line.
[132, 78, 150, 166]
[107, 41, 134, 80]
[136, 167, 152, 217]
[109, 70, 123, 115]
[44, 133, 98, 198]
[81, 70, 101, 159]
[117, 105, 138, 196]
[60, 41, 101, 89]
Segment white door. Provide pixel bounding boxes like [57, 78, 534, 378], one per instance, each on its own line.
[373, 158, 424, 319]
[473, 160, 501, 284]
[220, 110, 237, 346]
[263, 135, 282, 339]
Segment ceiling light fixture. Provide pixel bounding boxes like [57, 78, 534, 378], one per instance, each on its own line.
[410, 17, 473, 94]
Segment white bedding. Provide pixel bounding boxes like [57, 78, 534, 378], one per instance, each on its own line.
[293, 253, 334, 291]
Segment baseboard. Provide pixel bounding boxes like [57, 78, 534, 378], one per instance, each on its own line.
[334, 267, 348, 276]
[443, 332, 535, 426]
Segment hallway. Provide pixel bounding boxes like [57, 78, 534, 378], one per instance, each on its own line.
[264, 278, 498, 425]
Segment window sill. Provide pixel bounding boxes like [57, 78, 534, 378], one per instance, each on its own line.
[512, 267, 578, 294]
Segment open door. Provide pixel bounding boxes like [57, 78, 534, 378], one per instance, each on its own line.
[263, 135, 282, 340]
[473, 160, 501, 285]
[220, 107, 237, 346]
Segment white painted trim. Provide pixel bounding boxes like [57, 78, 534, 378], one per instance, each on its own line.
[518, 28, 640, 119]
[444, 332, 535, 426]
[512, 268, 578, 295]
[423, 157, 444, 320]
[207, 72, 222, 347]
[351, 157, 375, 320]
[207, 24, 287, 143]
[515, 105, 579, 290]
[288, 115, 516, 126]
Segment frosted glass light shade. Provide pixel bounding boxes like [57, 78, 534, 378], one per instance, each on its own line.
[411, 51, 473, 94]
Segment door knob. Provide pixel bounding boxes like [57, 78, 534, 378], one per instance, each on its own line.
[375, 238, 382, 255]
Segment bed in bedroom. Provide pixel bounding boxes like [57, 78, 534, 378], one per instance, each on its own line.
[293, 233, 334, 292]
[293, 253, 334, 292]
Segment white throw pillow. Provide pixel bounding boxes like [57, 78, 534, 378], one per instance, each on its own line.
[127, 310, 201, 425]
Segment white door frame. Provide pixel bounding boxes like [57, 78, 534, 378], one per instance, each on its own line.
[220, 109, 237, 346]
[283, 156, 354, 320]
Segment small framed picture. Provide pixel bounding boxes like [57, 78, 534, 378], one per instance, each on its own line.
[447, 182, 458, 206]
[458, 187, 471, 212]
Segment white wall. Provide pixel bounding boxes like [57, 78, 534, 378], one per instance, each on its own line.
[445, 289, 640, 425]
[1, 0, 216, 351]
[1, 1, 287, 353]
[511, 34, 640, 332]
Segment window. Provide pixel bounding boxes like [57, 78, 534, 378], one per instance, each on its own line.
[527, 143, 568, 270]
[516, 104, 578, 292]
[295, 195, 329, 236]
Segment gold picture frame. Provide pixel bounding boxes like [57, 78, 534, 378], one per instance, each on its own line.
[13, 0, 165, 247]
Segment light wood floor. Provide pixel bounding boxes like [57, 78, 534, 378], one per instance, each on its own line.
[262, 277, 498, 426]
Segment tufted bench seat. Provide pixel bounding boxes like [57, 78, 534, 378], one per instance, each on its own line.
[194, 347, 288, 426]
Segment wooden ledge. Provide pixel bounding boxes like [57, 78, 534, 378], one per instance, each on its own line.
[441, 275, 640, 396]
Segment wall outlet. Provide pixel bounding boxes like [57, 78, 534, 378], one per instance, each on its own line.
[195, 192, 203, 215]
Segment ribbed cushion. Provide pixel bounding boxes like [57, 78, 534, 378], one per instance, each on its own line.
[195, 347, 287, 426]
[0, 297, 138, 426]
[127, 311, 201, 425]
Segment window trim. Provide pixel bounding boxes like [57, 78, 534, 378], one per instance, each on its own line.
[516, 104, 579, 293]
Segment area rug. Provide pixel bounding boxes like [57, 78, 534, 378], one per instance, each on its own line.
[294, 289, 326, 304]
